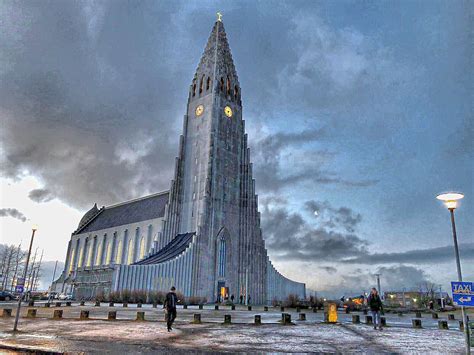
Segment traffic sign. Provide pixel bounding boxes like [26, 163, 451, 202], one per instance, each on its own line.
[15, 285, 24, 294]
[16, 277, 25, 286]
[451, 281, 474, 307]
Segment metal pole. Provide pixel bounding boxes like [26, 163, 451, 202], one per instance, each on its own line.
[51, 260, 58, 287]
[245, 268, 248, 306]
[449, 208, 470, 355]
[375, 274, 381, 297]
[13, 228, 36, 332]
[439, 285, 444, 309]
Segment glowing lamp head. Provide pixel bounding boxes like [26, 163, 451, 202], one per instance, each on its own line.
[436, 192, 464, 210]
[31, 224, 38, 232]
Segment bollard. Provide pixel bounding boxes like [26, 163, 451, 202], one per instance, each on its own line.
[108, 311, 116, 320]
[199, 304, 203, 310]
[80, 310, 89, 320]
[224, 314, 231, 324]
[44, 303, 51, 308]
[438, 320, 448, 330]
[66, 301, 72, 307]
[28, 300, 34, 307]
[183, 304, 187, 309]
[153, 302, 158, 309]
[352, 315, 360, 324]
[432, 313, 438, 319]
[299, 313, 306, 321]
[231, 305, 235, 311]
[415, 311, 422, 318]
[136, 311, 145, 321]
[363, 309, 368, 315]
[193, 313, 201, 324]
[55, 302, 62, 307]
[412, 319, 422, 329]
[296, 307, 301, 313]
[2, 309, 12, 317]
[248, 305, 252, 311]
[53, 310, 63, 319]
[254, 315, 261, 325]
[280, 306, 285, 312]
[264, 306, 268, 312]
[381, 317, 386, 326]
[137, 303, 142, 308]
[27, 309, 37, 318]
[448, 314, 455, 320]
[123, 302, 128, 308]
[109, 302, 114, 307]
[95, 301, 100, 307]
[365, 315, 373, 325]
[80, 301, 85, 306]
[281, 313, 292, 325]
[459, 320, 464, 332]
[215, 305, 219, 310]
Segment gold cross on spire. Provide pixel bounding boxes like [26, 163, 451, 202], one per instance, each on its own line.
[216, 12, 223, 22]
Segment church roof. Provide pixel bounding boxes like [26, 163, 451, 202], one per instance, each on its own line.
[134, 232, 195, 265]
[74, 191, 169, 235]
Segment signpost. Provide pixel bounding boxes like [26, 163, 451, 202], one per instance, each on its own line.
[452, 282, 474, 307]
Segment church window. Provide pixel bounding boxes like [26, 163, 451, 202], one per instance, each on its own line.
[220, 77, 224, 92]
[193, 192, 196, 200]
[86, 237, 95, 267]
[77, 246, 84, 268]
[206, 77, 211, 91]
[192, 80, 196, 97]
[116, 240, 123, 264]
[139, 237, 146, 259]
[199, 75, 204, 94]
[68, 247, 75, 273]
[127, 239, 134, 264]
[105, 240, 113, 264]
[218, 236, 226, 277]
[95, 238, 102, 266]
[234, 85, 239, 100]
[226, 76, 231, 96]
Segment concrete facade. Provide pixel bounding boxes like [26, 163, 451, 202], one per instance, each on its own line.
[53, 19, 305, 304]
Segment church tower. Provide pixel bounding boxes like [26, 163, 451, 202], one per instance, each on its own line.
[159, 17, 267, 302]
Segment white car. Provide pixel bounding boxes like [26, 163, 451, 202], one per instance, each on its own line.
[58, 293, 73, 300]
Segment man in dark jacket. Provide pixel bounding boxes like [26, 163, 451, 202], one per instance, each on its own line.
[164, 286, 178, 332]
[368, 288, 383, 330]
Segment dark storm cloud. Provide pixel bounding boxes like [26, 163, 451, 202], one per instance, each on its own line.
[0, 208, 27, 222]
[305, 200, 362, 233]
[261, 201, 368, 261]
[28, 189, 54, 203]
[343, 243, 474, 265]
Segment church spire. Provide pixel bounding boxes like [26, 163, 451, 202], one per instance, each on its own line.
[190, 16, 240, 104]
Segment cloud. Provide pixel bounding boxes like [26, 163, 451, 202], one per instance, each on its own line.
[0, 208, 27, 222]
[320, 266, 337, 274]
[305, 200, 362, 233]
[28, 188, 54, 203]
[343, 243, 474, 264]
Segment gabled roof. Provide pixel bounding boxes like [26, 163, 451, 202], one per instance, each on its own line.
[134, 232, 195, 265]
[74, 191, 169, 235]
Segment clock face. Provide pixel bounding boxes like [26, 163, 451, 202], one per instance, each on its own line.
[224, 106, 233, 118]
[195, 104, 204, 117]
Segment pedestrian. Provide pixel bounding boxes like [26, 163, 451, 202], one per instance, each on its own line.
[239, 294, 243, 304]
[247, 295, 251, 305]
[230, 294, 234, 303]
[368, 288, 383, 330]
[164, 286, 178, 332]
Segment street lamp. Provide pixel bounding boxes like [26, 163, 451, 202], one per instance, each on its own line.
[13, 224, 38, 332]
[436, 192, 470, 355]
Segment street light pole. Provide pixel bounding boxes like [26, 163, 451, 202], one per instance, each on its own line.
[375, 274, 381, 298]
[13, 226, 37, 332]
[437, 192, 470, 355]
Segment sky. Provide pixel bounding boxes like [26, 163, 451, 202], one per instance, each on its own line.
[0, 0, 472, 297]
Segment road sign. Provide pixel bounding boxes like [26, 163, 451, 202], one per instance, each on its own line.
[16, 277, 25, 286]
[15, 285, 24, 294]
[451, 281, 474, 307]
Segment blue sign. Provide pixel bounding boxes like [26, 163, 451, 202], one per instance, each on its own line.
[15, 285, 24, 294]
[451, 281, 474, 307]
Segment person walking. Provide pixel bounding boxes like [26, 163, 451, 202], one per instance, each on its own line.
[230, 294, 235, 303]
[368, 288, 383, 330]
[164, 286, 178, 332]
[239, 294, 243, 304]
[247, 295, 251, 305]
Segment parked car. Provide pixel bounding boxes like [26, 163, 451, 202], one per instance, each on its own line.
[58, 293, 73, 300]
[0, 290, 16, 301]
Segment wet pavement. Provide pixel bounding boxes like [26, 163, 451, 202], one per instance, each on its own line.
[0, 303, 468, 353]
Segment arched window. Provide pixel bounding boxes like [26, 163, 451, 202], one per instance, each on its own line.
[218, 236, 226, 277]
[192, 80, 196, 97]
[220, 77, 224, 92]
[77, 246, 84, 268]
[206, 77, 211, 91]
[86, 237, 94, 267]
[139, 237, 146, 259]
[199, 75, 204, 94]
[95, 238, 102, 266]
[106, 240, 113, 264]
[127, 239, 134, 264]
[116, 240, 123, 264]
[226, 76, 231, 96]
[234, 85, 239, 100]
[68, 247, 75, 272]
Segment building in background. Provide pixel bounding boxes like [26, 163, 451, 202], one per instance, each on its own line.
[52, 18, 305, 304]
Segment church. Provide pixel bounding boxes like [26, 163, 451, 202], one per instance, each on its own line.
[53, 17, 305, 304]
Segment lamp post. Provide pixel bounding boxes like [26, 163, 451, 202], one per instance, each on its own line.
[13, 225, 38, 332]
[436, 192, 470, 355]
